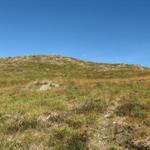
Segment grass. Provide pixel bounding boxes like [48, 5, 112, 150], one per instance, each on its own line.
[76, 98, 108, 114]
[116, 94, 150, 126]
[0, 55, 149, 149]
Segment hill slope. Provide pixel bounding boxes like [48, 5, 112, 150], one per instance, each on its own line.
[0, 55, 150, 150]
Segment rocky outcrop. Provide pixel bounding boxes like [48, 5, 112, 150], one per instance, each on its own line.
[27, 81, 60, 91]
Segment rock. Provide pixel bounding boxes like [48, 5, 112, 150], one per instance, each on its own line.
[27, 81, 60, 91]
[39, 84, 50, 91]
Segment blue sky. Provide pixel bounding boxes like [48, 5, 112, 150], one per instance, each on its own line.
[0, 0, 150, 66]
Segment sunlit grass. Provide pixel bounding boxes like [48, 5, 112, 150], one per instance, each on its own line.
[0, 55, 149, 149]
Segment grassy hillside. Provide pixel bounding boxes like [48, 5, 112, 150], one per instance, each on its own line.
[0, 55, 150, 150]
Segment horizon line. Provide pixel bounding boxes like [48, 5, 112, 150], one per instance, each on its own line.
[0, 53, 149, 67]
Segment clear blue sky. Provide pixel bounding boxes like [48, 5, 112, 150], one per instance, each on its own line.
[0, 0, 150, 66]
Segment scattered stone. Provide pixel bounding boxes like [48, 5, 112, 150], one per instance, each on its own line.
[27, 81, 60, 91]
